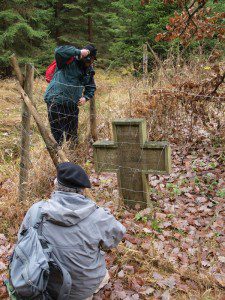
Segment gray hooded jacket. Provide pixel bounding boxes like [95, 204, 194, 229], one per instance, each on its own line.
[18, 191, 126, 299]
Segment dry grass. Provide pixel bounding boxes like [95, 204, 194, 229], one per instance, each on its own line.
[0, 61, 224, 299]
[111, 244, 225, 300]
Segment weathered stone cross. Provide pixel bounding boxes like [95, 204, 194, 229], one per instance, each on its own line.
[93, 119, 171, 208]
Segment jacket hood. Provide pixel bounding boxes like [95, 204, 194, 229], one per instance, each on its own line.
[41, 191, 97, 227]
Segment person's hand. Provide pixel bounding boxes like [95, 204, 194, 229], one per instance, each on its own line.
[80, 49, 90, 58]
[78, 97, 86, 106]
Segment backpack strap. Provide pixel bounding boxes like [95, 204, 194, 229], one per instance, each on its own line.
[18, 202, 45, 239]
[66, 57, 74, 65]
[29, 201, 53, 254]
[27, 202, 72, 299]
[51, 254, 72, 300]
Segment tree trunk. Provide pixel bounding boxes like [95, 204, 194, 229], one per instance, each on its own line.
[54, 1, 63, 44]
[90, 97, 98, 141]
[87, 1, 93, 42]
[143, 43, 148, 86]
[18, 64, 33, 202]
[87, 1, 97, 141]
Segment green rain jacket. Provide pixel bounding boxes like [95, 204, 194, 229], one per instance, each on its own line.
[44, 45, 96, 105]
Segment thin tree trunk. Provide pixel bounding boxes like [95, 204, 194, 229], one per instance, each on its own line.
[54, 2, 63, 44]
[87, 1, 97, 141]
[18, 64, 33, 202]
[87, 1, 93, 42]
[143, 43, 148, 86]
[90, 97, 97, 141]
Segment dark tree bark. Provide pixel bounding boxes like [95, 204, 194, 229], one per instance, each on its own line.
[54, 1, 63, 44]
[87, 0, 93, 42]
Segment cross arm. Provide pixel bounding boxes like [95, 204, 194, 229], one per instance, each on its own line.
[93, 141, 118, 173]
[141, 141, 171, 174]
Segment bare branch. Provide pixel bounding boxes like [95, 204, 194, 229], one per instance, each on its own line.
[180, 1, 206, 37]
[211, 71, 225, 95]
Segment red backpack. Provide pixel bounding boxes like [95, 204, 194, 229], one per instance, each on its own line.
[45, 57, 74, 83]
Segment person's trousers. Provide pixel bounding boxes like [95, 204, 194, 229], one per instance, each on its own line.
[47, 102, 79, 145]
[85, 271, 110, 300]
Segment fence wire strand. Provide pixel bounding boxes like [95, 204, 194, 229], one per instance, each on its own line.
[10, 63, 224, 205]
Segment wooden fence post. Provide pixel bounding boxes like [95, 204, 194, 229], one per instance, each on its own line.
[18, 85, 68, 166]
[10, 54, 24, 87]
[18, 64, 34, 202]
[143, 43, 148, 86]
[10, 55, 68, 171]
[90, 97, 97, 141]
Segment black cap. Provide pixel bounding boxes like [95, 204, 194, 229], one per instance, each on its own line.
[57, 162, 91, 189]
[84, 44, 97, 60]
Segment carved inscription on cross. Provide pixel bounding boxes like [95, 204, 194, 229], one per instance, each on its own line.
[93, 119, 171, 208]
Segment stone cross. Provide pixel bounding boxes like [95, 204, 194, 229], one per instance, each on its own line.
[93, 119, 171, 208]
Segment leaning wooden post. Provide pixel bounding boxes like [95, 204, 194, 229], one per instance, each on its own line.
[10, 54, 32, 202]
[10, 55, 68, 168]
[18, 64, 34, 202]
[10, 54, 24, 87]
[18, 85, 68, 165]
[143, 43, 148, 86]
[90, 97, 98, 141]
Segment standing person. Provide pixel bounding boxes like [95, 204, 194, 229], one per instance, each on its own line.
[14, 162, 126, 300]
[44, 45, 97, 146]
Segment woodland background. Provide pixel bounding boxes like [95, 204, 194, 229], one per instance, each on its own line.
[0, 0, 225, 299]
[0, 0, 224, 75]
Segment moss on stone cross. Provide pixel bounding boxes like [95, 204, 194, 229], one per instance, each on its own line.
[93, 119, 171, 208]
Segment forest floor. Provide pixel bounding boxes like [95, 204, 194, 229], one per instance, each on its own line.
[0, 69, 224, 300]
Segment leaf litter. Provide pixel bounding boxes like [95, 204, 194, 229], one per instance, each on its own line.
[0, 136, 225, 299]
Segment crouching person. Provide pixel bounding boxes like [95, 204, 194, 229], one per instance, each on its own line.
[11, 162, 126, 300]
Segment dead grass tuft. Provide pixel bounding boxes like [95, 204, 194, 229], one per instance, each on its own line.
[0, 60, 224, 299]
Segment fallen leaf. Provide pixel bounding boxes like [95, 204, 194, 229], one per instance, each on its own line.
[214, 274, 225, 287]
[115, 291, 127, 299]
[124, 234, 141, 244]
[143, 227, 152, 233]
[130, 294, 139, 300]
[143, 287, 155, 295]
[218, 256, 225, 263]
[123, 265, 134, 274]
[161, 290, 171, 300]
[118, 270, 125, 279]
[0, 261, 6, 271]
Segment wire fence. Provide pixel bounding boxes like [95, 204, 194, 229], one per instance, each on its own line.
[3, 55, 224, 207]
